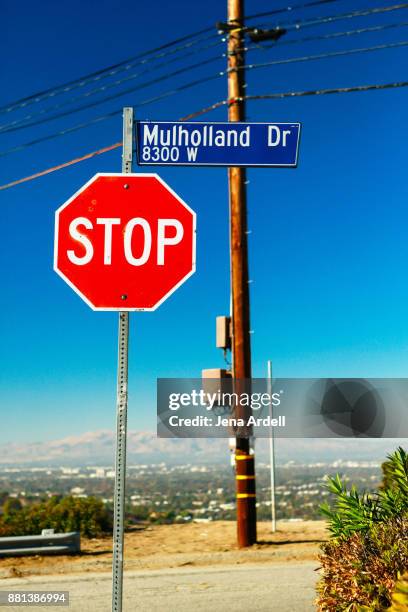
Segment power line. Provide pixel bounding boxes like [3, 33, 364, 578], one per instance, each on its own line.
[244, 0, 342, 21]
[0, 39, 224, 134]
[0, 109, 122, 158]
[2, 35, 407, 157]
[0, 30, 217, 115]
[220, 3, 408, 39]
[0, 72, 223, 157]
[1, 3, 406, 159]
[179, 99, 231, 121]
[256, 3, 408, 34]
[6, 16, 407, 136]
[0, 0, 358, 116]
[0, 101, 224, 191]
[0, 53, 224, 135]
[194, 80, 408, 110]
[10, 14, 396, 135]
[244, 21, 408, 55]
[1, 80, 406, 192]
[230, 40, 408, 74]
[243, 80, 408, 100]
[0, 142, 123, 191]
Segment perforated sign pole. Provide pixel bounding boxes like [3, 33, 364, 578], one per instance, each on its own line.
[112, 107, 133, 612]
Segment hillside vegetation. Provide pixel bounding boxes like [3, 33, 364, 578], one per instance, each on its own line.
[317, 447, 408, 611]
[0, 496, 112, 538]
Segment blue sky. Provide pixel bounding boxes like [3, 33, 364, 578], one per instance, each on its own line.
[1, 0, 408, 443]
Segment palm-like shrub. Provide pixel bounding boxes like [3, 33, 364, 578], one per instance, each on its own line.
[317, 447, 408, 611]
[320, 448, 408, 539]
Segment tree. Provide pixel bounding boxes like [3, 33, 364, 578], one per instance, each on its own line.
[3, 498, 22, 517]
[0, 496, 112, 537]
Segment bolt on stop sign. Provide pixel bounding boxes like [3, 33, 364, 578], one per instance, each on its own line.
[54, 173, 196, 310]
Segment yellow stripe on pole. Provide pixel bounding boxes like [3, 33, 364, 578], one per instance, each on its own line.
[235, 454, 253, 460]
[237, 493, 256, 499]
[236, 475, 255, 480]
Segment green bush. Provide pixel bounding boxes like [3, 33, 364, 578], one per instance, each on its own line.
[0, 496, 112, 538]
[320, 448, 408, 539]
[317, 516, 408, 610]
[381, 446, 408, 493]
[317, 447, 408, 611]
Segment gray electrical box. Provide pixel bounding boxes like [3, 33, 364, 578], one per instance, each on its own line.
[202, 368, 232, 401]
[216, 316, 231, 350]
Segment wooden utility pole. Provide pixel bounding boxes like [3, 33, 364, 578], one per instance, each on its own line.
[227, 0, 257, 547]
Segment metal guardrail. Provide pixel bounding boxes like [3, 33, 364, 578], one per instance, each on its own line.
[0, 530, 80, 557]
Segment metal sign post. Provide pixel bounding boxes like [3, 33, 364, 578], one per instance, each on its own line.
[54, 106, 196, 606]
[267, 359, 276, 533]
[112, 107, 133, 612]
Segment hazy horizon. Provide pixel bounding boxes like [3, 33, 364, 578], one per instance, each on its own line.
[0, 428, 404, 467]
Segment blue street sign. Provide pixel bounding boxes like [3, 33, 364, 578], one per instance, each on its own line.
[136, 121, 301, 167]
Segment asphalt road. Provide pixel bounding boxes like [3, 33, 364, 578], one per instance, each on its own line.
[1, 562, 318, 611]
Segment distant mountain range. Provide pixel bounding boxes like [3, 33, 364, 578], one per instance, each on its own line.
[0, 430, 404, 466]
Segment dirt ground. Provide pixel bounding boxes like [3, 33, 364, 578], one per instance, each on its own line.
[0, 520, 327, 579]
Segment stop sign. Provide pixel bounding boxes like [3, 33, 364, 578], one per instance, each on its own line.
[54, 173, 196, 310]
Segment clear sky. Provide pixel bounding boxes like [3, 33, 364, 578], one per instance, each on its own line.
[1, 0, 408, 443]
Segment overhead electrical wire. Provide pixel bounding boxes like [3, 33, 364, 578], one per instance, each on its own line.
[0, 30, 218, 115]
[5, 13, 408, 136]
[0, 143, 123, 192]
[244, 80, 408, 100]
[0, 1, 401, 128]
[0, 39, 225, 133]
[229, 40, 408, 74]
[0, 53, 225, 135]
[224, 3, 408, 41]
[243, 21, 408, 55]
[1, 79, 407, 192]
[0, 0, 349, 115]
[0, 109, 123, 158]
[2, 35, 406, 157]
[0, 102, 222, 191]
[6, 17, 408, 135]
[184, 80, 408, 114]
[0, 0, 406, 187]
[0, 72, 224, 158]
[253, 3, 408, 34]
[244, 0, 342, 21]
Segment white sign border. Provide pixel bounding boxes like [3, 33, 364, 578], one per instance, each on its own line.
[135, 121, 301, 167]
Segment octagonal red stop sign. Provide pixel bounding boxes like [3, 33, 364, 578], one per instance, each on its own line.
[54, 173, 196, 310]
